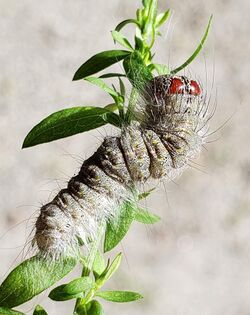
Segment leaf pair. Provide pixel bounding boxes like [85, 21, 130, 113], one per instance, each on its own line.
[50, 253, 141, 314]
[96, 253, 122, 285]
[94, 255, 142, 303]
[49, 253, 121, 303]
[22, 50, 151, 148]
[23, 48, 136, 149]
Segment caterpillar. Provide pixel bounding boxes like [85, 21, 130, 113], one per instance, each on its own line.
[35, 75, 209, 258]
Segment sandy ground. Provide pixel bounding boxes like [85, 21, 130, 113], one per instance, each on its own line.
[0, 0, 250, 314]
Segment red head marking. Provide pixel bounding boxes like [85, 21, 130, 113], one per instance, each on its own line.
[168, 77, 201, 96]
[168, 77, 185, 95]
[189, 80, 201, 95]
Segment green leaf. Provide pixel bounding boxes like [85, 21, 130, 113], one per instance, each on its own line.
[73, 50, 131, 80]
[22, 106, 120, 148]
[104, 103, 118, 112]
[93, 251, 106, 279]
[96, 290, 143, 303]
[134, 208, 160, 224]
[136, 8, 143, 24]
[123, 51, 153, 91]
[84, 76, 120, 102]
[138, 187, 156, 200]
[49, 276, 93, 301]
[134, 36, 144, 52]
[111, 31, 133, 51]
[49, 291, 80, 303]
[99, 73, 126, 78]
[115, 19, 140, 32]
[118, 77, 126, 97]
[33, 305, 48, 315]
[142, 0, 151, 7]
[142, 0, 158, 38]
[0, 307, 25, 315]
[86, 300, 103, 315]
[171, 15, 213, 75]
[65, 277, 93, 295]
[0, 255, 77, 308]
[155, 9, 170, 28]
[97, 253, 122, 284]
[151, 63, 170, 75]
[104, 201, 135, 252]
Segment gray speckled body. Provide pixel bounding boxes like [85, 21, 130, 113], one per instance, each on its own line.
[35, 75, 209, 257]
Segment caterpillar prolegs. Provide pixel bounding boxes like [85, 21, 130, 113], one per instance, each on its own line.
[35, 75, 209, 257]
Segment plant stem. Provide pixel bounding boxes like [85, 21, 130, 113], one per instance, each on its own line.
[73, 224, 105, 315]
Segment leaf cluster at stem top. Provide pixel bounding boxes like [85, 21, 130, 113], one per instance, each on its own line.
[22, 0, 212, 149]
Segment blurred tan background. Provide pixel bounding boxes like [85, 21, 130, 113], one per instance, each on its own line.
[0, 0, 250, 314]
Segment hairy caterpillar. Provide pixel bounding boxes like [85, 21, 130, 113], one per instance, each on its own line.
[35, 75, 209, 258]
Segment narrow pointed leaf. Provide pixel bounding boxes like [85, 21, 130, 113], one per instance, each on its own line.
[115, 19, 140, 32]
[134, 208, 160, 224]
[155, 10, 170, 28]
[96, 290, 143, 303]
[171, 15, 213, 75]
[111, 31, 133, 51]
[118, 77, 126, 97]
[84, 76, 120, 102]
[22, 106, 120, 148]
[0, 308, 25, 315]
[33, 305, 48, 315]
[0, 255, 77, 308]
[97, 253, 122, 284]
[73, 50, 130, 80]
[99, 73, 126, 78]
[143, 0, 158, 37]
[138, 187, 156, 200]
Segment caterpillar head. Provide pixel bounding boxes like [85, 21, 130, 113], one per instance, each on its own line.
[141, 75, 206, 134]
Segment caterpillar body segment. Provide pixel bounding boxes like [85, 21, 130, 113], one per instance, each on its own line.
[35, 75, 208, 257]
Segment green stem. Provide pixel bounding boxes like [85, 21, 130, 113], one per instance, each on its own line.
[73, 224, 105, 315]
